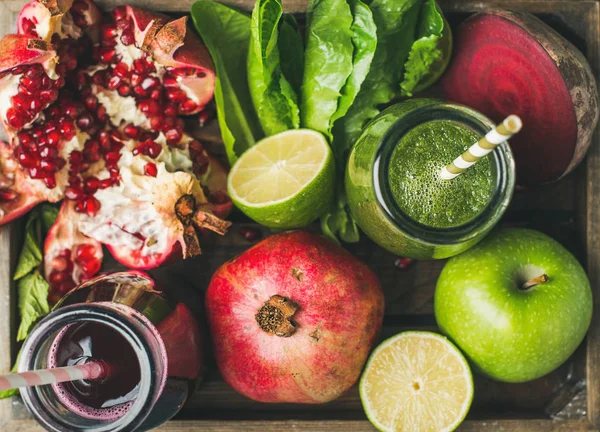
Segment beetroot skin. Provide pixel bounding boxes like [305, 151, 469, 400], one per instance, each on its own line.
[441, 10, 599, 185]
[206, 231, 385, 403]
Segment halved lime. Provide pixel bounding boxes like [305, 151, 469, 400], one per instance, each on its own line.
[227, 129, 335, 229]
[360, 331, 473, 432]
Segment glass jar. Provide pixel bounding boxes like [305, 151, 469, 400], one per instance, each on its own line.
[18, 271, 202, 432]
[346, 99, 515, 259]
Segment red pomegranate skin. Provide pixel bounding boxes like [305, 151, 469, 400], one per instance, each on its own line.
[206, 230, 385, 403]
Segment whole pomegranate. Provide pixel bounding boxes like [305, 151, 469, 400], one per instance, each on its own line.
[0, 0, 232, 303]
[206, 231, 385, 403]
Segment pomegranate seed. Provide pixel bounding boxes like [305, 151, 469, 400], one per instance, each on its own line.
[240, 227, 262, 242]
[144, 162, 157, 177]
[49, 271, 69, 285]
[107, 75, 121, 90]
[92, 70, 107, 85]
[172, 68, 195, 77]
[20, 76, 40, 90]
[113, 62, 130, 78]
[117, 84, 131, 96]
[116, 18, 132, 31]
[76, 71, 88, 88]
[181, 100, 198, 114]
[84, 176, 100, 193]
[39, 146, 58, 159]
[122, 124, 138, 138]
[83, 95, 98, 110]
[65, 185, 83, 200]
[109, 167, 120, 179]
[40, 89, 58, 104]
[75, 244, 97, 262]
[85, 197, 101, 216]
[130, 73, 143, 87]
[80, 259, 101, 277]
[16, 149, 36, 168]
[99, 178, 113, 189]
[100, 48, 117, 63]
[11, 94, 29, 113]
[141, 77, 159, 90]
[166, 89, 187, 103]
[133, 59, 148, 74]
[43, 175, 57, 189]
[52, 76, 65, 89]
[61, 121, 77, 140]
[102, 24, 117, 39]
[69, 150, 83, 165]
[10, 66, 24, 75]
[138, 99, 160, 116]
[46, 131, 61, 146]
[64, 103, 79, 119]
[29, 98, 44, 114]
[104, 151, 120, 165]
[149, 117, 162, 131]
[97, 106, 107, 122]
[149, 89, 161, 100]
[17, 132, 32, 146]
[133, 85, 148, 97]
[0, 190, 17, 201]
[163, 76, 178, 88]
[40, 159, 57, 172]
[165, 104, 177, 116]
[40, 75, 52, 89]
[147, 142, 162, 158]
[394, 257, 414, 271]
[28, 168, 43, 179]
[65, 57, 77, 71]
[76, 114, 93, 130]
[165, 127, 183, 145]
[75, 199, 85, 213]
[120, 30, 135, 46]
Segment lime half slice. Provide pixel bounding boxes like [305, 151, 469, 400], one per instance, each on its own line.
[360, 331, 473, 432]
[227, 129, 335, 229]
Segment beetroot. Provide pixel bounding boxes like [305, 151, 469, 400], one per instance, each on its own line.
[441, 10, 599, 185]
[206, 231, 385, 403]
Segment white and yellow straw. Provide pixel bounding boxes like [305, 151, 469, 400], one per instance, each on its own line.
[440, 115, 522, 180]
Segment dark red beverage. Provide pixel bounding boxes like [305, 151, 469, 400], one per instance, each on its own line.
[20, 271, 203, 432]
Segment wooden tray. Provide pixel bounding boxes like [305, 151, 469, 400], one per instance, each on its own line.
[1, 0, 599, 430]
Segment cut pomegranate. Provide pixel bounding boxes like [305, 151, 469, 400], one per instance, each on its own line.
[0, 0, 227, 302]
[44, 201, 103, 304]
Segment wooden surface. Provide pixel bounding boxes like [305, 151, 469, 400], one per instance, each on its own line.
[0, 0, 599, 431]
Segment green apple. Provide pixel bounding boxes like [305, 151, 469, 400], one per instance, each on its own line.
[434, 228, 592, 383]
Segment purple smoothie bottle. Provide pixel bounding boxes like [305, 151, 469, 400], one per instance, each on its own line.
[18, 271, 203, 432]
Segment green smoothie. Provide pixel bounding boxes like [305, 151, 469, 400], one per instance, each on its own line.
[388, 120, 494, 228]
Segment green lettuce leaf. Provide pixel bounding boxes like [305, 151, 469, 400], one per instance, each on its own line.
[300, 0, 354, 139]
[17, 271, 50, 342]
[248, 0, 300, 136]
[13, 210, 42, 281]
[191, 0, 262, 164]
[278, 15, 304, 96]
[329, 0, 377, 132]
[400, 0, 445, 96]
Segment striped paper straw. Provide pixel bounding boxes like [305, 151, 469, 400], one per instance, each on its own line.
[440, 115, 522, 180]
[0, 362, 108, 392]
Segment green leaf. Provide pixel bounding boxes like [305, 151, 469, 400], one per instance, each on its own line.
[321, 187, 360, 244]
[300, 0, 355, 139]
[329, 0, 377, 133]
[191, 0, 262, 164]
[278, 15, 304, 95]
[40, 203, 59, 234]
[0, 360, 19, 399]
[400, 0, 445, 96]
[248, 0, 300, 136]
[17, 272, 50, 342]
[13, 210, 42, 281]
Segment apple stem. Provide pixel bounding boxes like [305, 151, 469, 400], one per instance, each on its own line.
[520, 274, 549, 290]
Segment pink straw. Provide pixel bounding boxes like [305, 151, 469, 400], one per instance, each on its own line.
[0, 362, 108, 392]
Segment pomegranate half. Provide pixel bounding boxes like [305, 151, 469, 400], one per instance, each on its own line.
[206, 231, 385, 403]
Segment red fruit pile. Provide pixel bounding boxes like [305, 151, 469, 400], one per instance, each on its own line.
[0, 0, 232, 302]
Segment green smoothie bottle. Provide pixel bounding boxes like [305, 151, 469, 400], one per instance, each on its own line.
[346, 99, 515, 259]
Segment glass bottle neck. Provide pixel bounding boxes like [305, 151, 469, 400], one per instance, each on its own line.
[19, 302, 167, 432]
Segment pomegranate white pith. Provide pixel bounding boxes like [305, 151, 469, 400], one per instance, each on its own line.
[0, 0, 230, 302]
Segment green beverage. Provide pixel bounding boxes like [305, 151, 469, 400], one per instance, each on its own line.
[346, 99, 515, 259]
